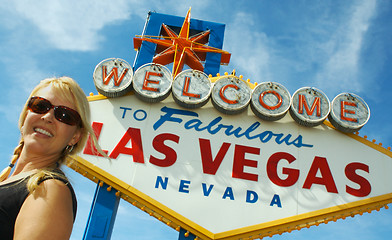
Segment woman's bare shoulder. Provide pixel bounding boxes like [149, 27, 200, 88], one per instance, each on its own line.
[14, 179, 74, 240]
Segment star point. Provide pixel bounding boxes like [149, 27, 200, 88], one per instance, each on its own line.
[134, 8, 231, 77]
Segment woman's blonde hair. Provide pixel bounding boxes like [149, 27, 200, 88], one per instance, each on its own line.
[0, 77, 104, 191]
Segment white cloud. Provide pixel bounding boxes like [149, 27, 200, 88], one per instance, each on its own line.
[0, 0, 144, 126]
[215, 1, 377, 98]
[315, 0, 377, 95]
[158, 0, 210, 16]
[5, 0, 211, 52]
[225, 12, 272, 83]
[0, 56, 46, 124]
[10, 0, 137, 51]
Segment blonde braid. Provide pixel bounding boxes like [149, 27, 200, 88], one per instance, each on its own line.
[0, 141, 24, 182]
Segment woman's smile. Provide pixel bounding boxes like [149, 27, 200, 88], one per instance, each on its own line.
[33, 127, 54, 138]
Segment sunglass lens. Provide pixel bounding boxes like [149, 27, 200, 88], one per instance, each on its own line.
[54, 107, 80, 126]
[29, 97, 51, 114]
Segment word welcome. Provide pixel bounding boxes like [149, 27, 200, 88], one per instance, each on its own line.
[93, 60, 370, 133]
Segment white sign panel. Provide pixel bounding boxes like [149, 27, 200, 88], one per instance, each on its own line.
[76, 93, 392, 239]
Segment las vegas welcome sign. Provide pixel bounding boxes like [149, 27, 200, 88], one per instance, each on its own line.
[67, 10, 392, 240]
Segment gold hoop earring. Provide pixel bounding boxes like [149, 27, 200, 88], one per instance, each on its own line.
[65, 145, 74, 153]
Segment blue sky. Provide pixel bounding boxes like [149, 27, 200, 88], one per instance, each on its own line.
[1, 0, 392, 239]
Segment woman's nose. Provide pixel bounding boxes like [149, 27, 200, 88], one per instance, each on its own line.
[41, 109, 55, 123]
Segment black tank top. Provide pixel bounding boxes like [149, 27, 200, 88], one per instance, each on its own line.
[0, 171, 77, 240]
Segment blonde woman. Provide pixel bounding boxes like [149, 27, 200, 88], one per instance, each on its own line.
[0, 77, 101, 240]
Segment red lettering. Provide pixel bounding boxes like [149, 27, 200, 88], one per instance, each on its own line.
[267, 152, 299, 187]
[83, 122, 109, 157]
[220, 84, 239, 104]
[340, 101, 358, 122]
[182, 76, 201, 98]
[298, 94, 321, 117]
[259, 90, 282, 110]
[149, 133, 180, 167]
[232, 145, 260, 182]
[143, 71, 162, 92]
[102, 66, 129, 86]
[199, 139, 230, 175]
[345, 162, 371, 197]
[109, 127, 144, 163]
[303, 156, 338, 193]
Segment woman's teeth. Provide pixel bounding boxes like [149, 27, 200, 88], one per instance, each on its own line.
[34, 128, 53, 137]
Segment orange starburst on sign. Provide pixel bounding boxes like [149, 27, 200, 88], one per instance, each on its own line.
[134, 8, 231, 77]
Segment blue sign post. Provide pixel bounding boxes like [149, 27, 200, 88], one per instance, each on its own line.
[178, 228, 197, 240]
[83, 182, 120, 240]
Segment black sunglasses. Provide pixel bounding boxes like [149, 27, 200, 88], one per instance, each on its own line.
[28, 96, 82, 126]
